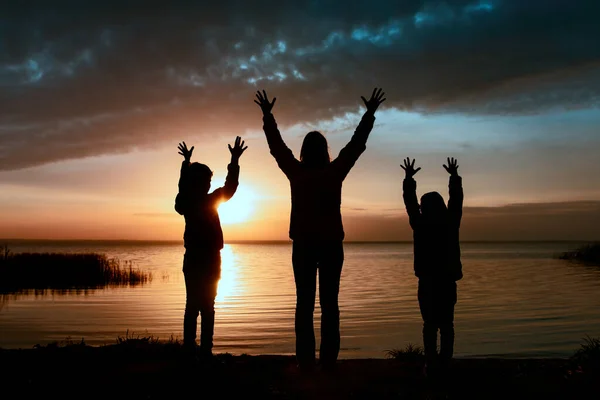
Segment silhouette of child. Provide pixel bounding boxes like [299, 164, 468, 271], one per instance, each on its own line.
[401, 157, 463, 376]
[175, 137, 247, 358]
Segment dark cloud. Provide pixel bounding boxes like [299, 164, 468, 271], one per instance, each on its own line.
[464, 201, 600, 217]
[460, 200, 600, 241]
[342, 201, 600, 241]
[1, 0, 599, 170]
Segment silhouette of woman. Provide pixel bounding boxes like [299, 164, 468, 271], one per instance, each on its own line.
[254, 88, 386, 371]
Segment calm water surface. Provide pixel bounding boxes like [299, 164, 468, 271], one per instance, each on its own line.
[1, 241, 599, 358]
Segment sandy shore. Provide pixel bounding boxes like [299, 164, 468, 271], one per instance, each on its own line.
[0, 343, 596, 399]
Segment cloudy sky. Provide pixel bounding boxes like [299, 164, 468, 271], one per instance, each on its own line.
[1, 0, 599, 241]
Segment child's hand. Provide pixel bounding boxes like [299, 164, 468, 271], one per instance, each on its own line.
[361, 87, 386, 114]
[254, 90, 276, 115]
[443, 157, 459, 176]
[178, 141, 194, 162]
[228, 136, 248, 161]
[401, 157, 421, 178]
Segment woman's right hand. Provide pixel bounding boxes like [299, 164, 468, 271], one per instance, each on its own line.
[254, 90, 277, 115]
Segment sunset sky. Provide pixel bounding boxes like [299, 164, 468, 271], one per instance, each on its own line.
[1, 0, 599, 241]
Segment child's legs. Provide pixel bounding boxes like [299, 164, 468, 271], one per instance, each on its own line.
[292, 240, 319, 367]
[183, 269, 202, 347]
[418, 280, 438, 362]
[182, 251, 221, 350]
[437, 281, 457, 361]
[198, 278, 218, 353]
[199, 256, 221, 353]
[318, 241, 344, 365]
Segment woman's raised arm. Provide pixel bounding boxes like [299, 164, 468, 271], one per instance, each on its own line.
[254, 90, 299, 178]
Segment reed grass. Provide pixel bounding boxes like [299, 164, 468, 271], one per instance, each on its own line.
[385, 343, 424, 361]
[0, 245, 151, 293]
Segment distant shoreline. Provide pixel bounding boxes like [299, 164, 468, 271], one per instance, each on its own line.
[0, 238, 595, 245]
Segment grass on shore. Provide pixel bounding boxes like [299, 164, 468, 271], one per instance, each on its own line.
[0, 245, 152, 293]
[385, 343, 424, 362]
[29, 332, 600, 373]
[557, 242, 600, 265]
[30, 330, 181, 350]
[1, 333, 598, 399]
[385, 335, 600, 380]
[570, 335, 600, 376]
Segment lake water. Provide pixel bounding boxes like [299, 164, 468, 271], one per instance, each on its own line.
[1, 241, 599, 359]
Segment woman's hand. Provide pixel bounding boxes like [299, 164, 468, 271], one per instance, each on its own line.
[254, 90, 277, 115]
[361, 88, 386, 114]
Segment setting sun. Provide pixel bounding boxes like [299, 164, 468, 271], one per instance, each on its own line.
[217, 185, 257, 225]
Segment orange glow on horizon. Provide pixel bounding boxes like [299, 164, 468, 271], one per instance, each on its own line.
[217, 184, 258, 225]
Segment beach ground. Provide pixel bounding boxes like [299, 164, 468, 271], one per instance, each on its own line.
[0, 341, 597, 399]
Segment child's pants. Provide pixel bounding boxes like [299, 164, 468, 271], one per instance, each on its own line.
[182, 251, 221, 353]
[417, 279, 457, 363]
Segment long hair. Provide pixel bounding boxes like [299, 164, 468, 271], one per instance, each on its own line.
[300, 131, 330, 168]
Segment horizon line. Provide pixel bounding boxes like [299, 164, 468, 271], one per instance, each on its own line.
[0, 238, 597, 244]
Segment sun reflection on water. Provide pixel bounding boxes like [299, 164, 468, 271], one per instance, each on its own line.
[216, 244, 238, 302]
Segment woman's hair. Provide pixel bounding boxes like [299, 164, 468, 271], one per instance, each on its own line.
[300, 131, 330, 168]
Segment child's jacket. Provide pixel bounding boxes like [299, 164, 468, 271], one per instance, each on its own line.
[175, 160, 239, 253]
[403, 175, 463, 281]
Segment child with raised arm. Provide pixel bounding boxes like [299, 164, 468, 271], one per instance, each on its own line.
[175, 137, 247, 359]
[401, 157, 463, 378]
